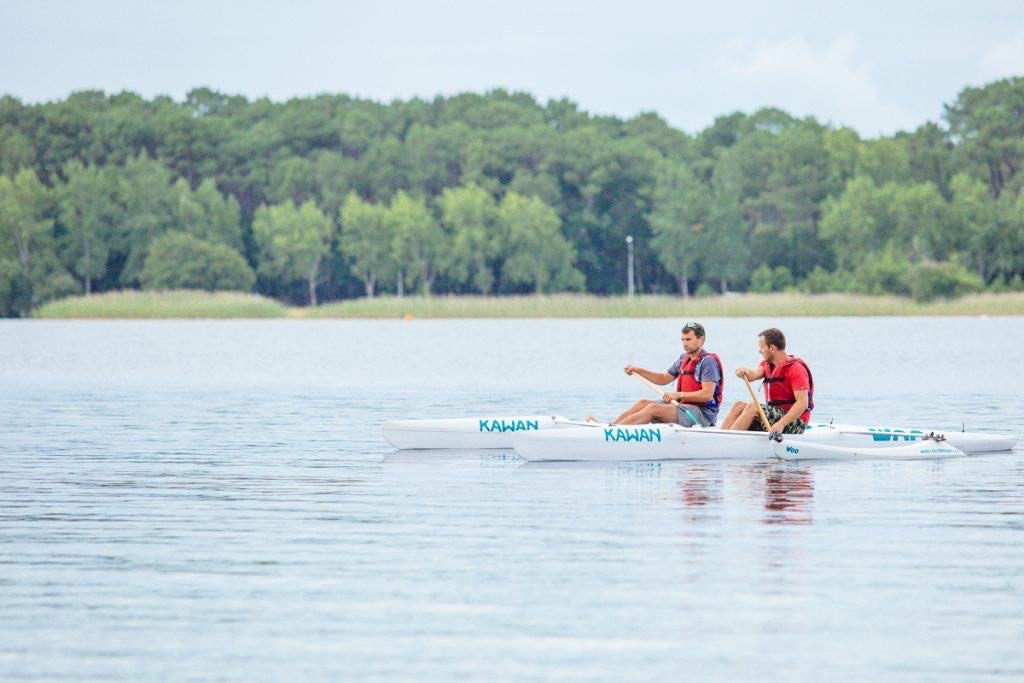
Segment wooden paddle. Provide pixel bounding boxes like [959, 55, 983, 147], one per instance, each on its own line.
[741, 373, 776, 437]
[631, 372, 680, 405]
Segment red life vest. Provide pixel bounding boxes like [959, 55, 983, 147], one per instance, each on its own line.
[675, 350, 724, 408]
[761, 356, 814, 421]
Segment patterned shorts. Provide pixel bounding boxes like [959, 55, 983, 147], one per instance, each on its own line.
[750, 403, 806, 434]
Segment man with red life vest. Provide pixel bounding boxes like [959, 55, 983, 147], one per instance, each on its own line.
[722, 327, 814, 435]
[594, 322, 724, 427]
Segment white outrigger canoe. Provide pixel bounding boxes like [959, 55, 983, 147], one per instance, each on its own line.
[382, 416, 1015, 462]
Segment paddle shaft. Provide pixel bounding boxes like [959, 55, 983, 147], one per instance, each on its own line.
[741, 374, 774, 432]
[631, 372, 680, 406]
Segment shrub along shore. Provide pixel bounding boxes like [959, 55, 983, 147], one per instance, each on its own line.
[32, 290, 1024, 319]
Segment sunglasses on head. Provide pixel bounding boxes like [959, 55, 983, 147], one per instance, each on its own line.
[682, 322, 705, 336]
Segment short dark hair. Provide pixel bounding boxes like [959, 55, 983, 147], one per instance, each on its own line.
[759, 327, 786, 350]
[681, 322, 706, 338]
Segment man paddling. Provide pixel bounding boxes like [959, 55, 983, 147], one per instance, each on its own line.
[721, 327, 814, 435]
[594, 322, 724, 427]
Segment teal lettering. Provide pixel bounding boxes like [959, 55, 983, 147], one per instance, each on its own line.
[479, 418, 540, 433]
[870, 426, 926, 442]
[601, 427, 663, 443]
[869, 428, 892, 443]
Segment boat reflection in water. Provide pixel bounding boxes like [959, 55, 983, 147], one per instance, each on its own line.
[673, 462, 815, 526]
[678, 464, 724, 508]
[391, 450, 817, 526]
[762, 463, 814, 525]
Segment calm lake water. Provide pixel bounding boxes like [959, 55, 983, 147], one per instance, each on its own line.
[2, 317, 1023, 681]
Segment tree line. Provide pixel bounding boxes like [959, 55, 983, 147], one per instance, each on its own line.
[1, 78, 1023, 315]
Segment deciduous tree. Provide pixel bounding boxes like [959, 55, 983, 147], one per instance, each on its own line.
[438, 184, 500, 294]
[387, 191, 445, 296]
[58, 160, 117, 294]
[253, 200, 334, 305]
[499, 192, 583, 293]
[339, 193, 392, 297]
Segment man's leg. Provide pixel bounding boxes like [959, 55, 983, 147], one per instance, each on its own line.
[720, 401, 747, 429]
[617, 402, 677, 425]
[726, 401, 761, 431]
[611, 398, 657, 424]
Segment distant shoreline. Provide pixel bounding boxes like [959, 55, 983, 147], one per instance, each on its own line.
[28, 290, 1024, 319]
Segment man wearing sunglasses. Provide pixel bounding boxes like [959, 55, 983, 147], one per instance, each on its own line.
[594, 322, 724, 427]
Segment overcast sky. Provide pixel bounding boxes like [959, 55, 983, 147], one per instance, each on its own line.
[2, 0, 1022, 137]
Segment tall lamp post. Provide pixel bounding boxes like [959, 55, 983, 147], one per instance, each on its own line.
[625, 235, 634, 297]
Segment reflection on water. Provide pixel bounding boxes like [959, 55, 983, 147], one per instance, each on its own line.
[678, 464, 724, 508]
[673, 461, 814, 525]
[517, 456, 818, 526]
[674, 464, 723, 528]
[763, 464, 815, 525]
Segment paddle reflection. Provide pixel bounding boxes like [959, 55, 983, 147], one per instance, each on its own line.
[762, 463, 814, 525]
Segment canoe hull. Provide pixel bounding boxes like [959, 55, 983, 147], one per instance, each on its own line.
[382, 415, 570, 450]
[512, 422, 1013, 462]
[514, 424, 778, 462]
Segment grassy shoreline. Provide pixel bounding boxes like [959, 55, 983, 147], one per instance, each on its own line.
[30, 290, 1024, 319]
[33, 290, 289, 319]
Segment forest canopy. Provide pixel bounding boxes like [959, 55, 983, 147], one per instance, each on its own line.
[1, 77, 1023, 316]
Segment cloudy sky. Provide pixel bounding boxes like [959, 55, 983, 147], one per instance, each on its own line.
[2, 0, 1022, 136]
